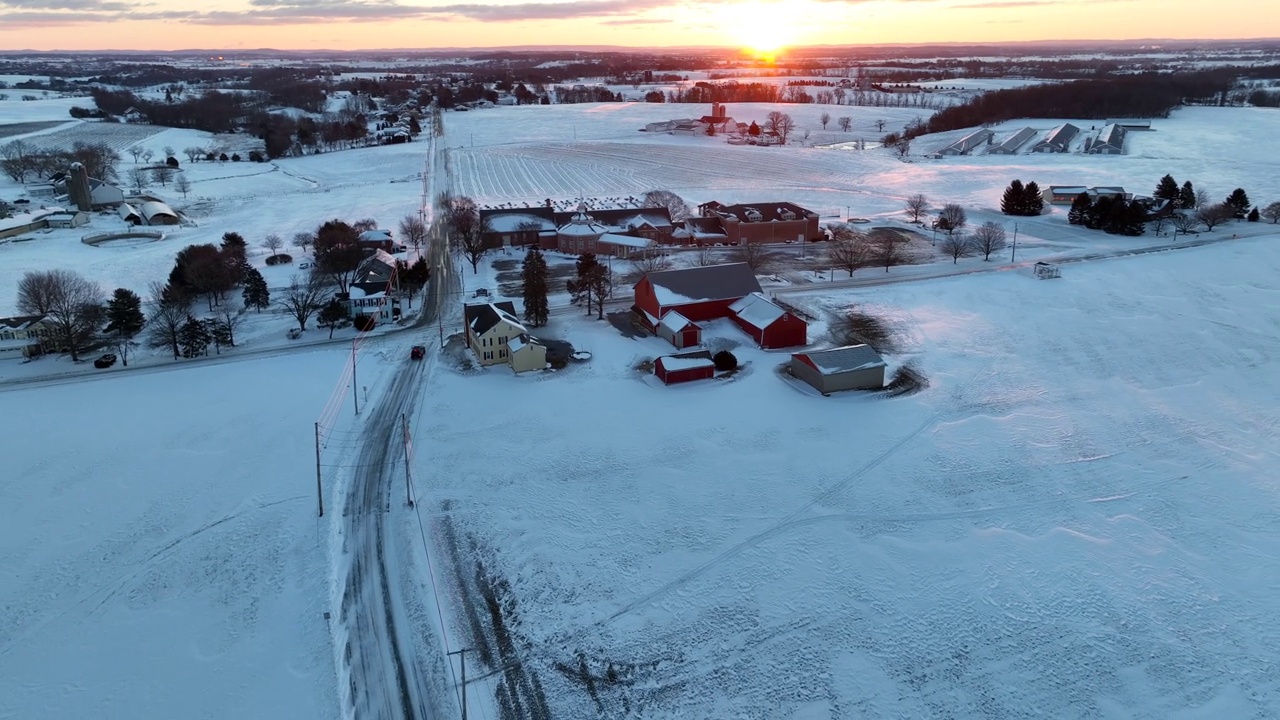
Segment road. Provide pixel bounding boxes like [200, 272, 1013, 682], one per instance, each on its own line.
[338, 114, 459, 720]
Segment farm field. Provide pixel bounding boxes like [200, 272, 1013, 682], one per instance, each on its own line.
[415, 233, 1280, 719]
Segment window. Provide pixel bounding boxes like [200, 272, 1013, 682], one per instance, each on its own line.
[499, 349, 507, 358]
[483, 351, 493, 361]
[498, 335, 508, 345]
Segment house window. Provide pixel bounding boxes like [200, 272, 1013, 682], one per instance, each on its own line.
[483, 351, 493, 360]
[499, 349, 507, 358]
[498, 335, 508, 345]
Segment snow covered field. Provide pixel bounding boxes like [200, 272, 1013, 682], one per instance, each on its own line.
[0, 347, 359, 720]
[417, 234, 1280, 718]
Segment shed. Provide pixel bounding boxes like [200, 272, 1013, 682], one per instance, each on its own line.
[46, 210, 89, 228]
[656, 311, 701, 349]
[989, 127, 1037, 155]
[117, 203, 142, 224]
[140, 200, 179, 225]
[655, 350, 715, 385]
[507, 334, 547, 373]
[1032, 123, 1079, 153]
[729, 292, 807, 349]
[790, 344, 886, 394]
[634, 262, 763, 325]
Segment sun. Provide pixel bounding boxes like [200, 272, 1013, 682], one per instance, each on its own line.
[728, 1, 801, 58]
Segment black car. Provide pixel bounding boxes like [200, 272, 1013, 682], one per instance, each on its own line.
[93, 354, 117, 369]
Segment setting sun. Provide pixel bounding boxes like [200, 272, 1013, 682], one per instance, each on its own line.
[728, 0, 804, 56]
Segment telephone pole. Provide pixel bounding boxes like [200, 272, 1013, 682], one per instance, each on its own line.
[1011, 223, 1019, 262]
[401, 413, 413, 506]
[351, 339, 360, 415]
[448, 648, 470, 720]
[314, 422, 324, 517]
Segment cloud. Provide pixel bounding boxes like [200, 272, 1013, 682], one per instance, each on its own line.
[0, 0, 131, 10]
[600, 16, 665, 24]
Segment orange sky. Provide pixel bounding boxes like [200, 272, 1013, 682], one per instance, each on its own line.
[0, 0, 1276, 52]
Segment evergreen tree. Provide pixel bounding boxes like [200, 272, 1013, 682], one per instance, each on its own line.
[1225, 188, 1251, 218]
[566, 253, 601, 315]
[1084, 195, 1113, 230]
[165, 262, 193, 305]
[1247, 206, 1260, 222]
[1068, 193, 1092, 225]
[220, 232, 249, 284]
[1179, 180, 1196, 210]
[1118, 200, 1148, 236]
[1023, 181, 1044, 216]
[1000, 179, 1025, 215]
[242, 267, 270, 312]
[1154, 174, 1180, 204]
[104, 287, 145, 366]
[521, 247, 550, 327]
[178, 314, 211, 357]
[317, 298, 349, 338]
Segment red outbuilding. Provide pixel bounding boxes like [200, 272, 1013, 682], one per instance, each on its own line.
[655, 350, 716, 385]
[634, 262, 763, 327]
[656, 311, 702, 349]
[729, 292, 808, 349]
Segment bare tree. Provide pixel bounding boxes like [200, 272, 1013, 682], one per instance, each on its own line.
[1193, 188, 1212, 210]
[940, 233, 976, 264]
[277, 273, 332, 331]
[174, 173, 191, 198]
[936, 204, 968, 238]
[819, 112, 831, 129]
[162, 145, 175, 159]
[215, 304, 246, 347]
[18, 269, 103, 361]
[826, 225, 871, 276]
[905, 193, 929, 223]
[0, 140, 36, 183]
[875, 119, 887, 132]
[765, 110, 794, 144]
[293, 231, 315, 255]
[352, 218, 378, 232]
[696, 243, 716, 266]
[872, 233, 906, 272]
[1170, 212, 1200, 235]
[183, 146, 202, 164]
[146, 281, 187, 360]
[127, 145, 145, 164]
[737, 241, 769, 272]
[151, 165, 174, 186]
[262, 233, 284, 257]
[1195, 203, 1233, 231]
[837, 116, 852, 132]
[398, 214, 428, 255]
[586, 264, 612, 320]
[141, 148, 154, 164]
[128, 166, 149, 193]
[895, 139, 911, 157]
[970, 221, 1008, 261]
[631, 251, 671, 274]
[1261, 201, 1280, 224]
[641, 189, 691, 221]
[446, 196, 489, 273]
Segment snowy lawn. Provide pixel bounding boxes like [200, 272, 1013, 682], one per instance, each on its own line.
[0, 346, 356, 720]
[415, 235, 1280, 718]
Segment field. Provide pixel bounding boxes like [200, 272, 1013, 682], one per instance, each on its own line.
[416, 234, 1280, 718]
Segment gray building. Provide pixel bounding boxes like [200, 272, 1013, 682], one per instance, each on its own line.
[790, 344, 887, 394]
[939, 128, 994, 156]
[1032, 123, 1080, 153]
[988, 127, 1037, 155]
[1089, 123, 1126, 154]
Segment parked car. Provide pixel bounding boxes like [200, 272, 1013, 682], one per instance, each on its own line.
[299, 262, 311, 270]
[474, 288, 489, 298]
[93, 353, 117, 369]
[410, 345, 426, 360]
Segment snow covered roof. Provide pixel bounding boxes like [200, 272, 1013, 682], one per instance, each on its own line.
[1040, 123, 1079, 147]
[0, 314, 46, 330]
[597, 233, 653, 249]
[1096, 123, 1125, 147]
[140, 200, 177, 222]
[1050, 186, 1088, 195]
[658, 350, 715, 372]
[992, 127, 1037, 152]
[507, 334, 542, 353]
[358, 229, 393, 243]
[0, 208, 58, 231]
[710, 201, 816, 223]
[558, 204, 611, 237]
[464, 301, 526, 336]
[794, 344, 886, 375]
[729, 292, 789, 329]
[642, 263, 763, 307]
[484, 212, 557, 233]
[658, 310, 696, 334]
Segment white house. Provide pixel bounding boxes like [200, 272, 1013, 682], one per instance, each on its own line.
[463, 301, 545, 373]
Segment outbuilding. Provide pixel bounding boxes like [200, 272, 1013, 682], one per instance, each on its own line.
[656, 311, 701, 349]
[45, 210, 89, 228]
[790, 344, 887, 394]
[729, 292, 807, 349]
[140, 200, 179, 226]
[633, 262, 763, 325]
[655, 350, 716, 385]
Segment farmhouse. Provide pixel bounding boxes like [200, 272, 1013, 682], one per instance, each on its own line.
[790, 344, 887, 394]
[654, 350, 716, 385]
[697, 201, 822, 245]
[357, 228, 400, 252]
[938, 128, 993, 156]
[464, 301, 545, 373]
[1032, 123, 1079, 153]
[656, 311, 702, 349]
[140, 200, 179, 226]
[1088, 123, 1127, 154]
[634, 262, 763, 326]
[729, 293, 807, 349]
[0, 315, 54, 359]
[988, 127, 1037, 155]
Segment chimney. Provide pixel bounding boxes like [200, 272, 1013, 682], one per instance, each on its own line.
[67, 162, 91, 212]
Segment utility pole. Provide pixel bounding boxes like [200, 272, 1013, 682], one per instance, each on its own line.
[448, 648, 469, 720]
[1011, 223, 1018, 262]
[401, 413, 413, 506]
[314, 422, 324, 517]
[351, 339, 360, 415]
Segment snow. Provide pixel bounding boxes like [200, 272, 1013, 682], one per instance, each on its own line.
[658, 354, 715, 371]
[0, 347, 350, 719]
[416, 233, 1280, 718]
[0, 207, 57, 232]
[729, 291, 787, 329]
[657, 310, 693, 334]
[597, 232, 651, 249]
[484, 213, 556, 232]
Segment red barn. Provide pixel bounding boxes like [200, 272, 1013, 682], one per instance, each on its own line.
[633, 263, 763, 327]
[655, 350, 716, 385]
[729, 292, 807, 349]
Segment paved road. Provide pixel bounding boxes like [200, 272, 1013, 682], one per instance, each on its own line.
[339, 119, 459, 720]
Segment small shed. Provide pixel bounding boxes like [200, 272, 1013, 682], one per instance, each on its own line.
[140, 200, 179, 226]
[790, 344, 886, 394]
[507, 334, 547, 373]
[45, 210, 89, 228]
[657, 311, 701, 349]
[655, 350, 715, 385]
[729, 292, 807, 349]
[1034, 262, 1061, 279]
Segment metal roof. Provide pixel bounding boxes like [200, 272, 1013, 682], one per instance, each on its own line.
[794, 344, 886, 375]
[641, 262, 762, 306]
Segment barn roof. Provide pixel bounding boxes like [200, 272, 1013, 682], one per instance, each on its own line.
[464, 301, 522, 336]
[993, 127, 1037, 152]
[729, 292, 789, 329]
[140, 200, 177, 222]
[658, 310, 697, 334]
[642, 262, 762, 307]
[658, 350, 714, 371]
[794, 344, 885, 375]
[710, 201, 816, 223]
